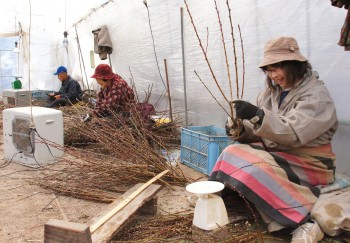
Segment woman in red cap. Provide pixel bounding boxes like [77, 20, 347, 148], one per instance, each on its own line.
[90, 64, 135, 118]
[209, 37, 338, 242]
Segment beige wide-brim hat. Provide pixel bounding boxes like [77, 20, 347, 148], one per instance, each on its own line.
[259, 37, 308, 68]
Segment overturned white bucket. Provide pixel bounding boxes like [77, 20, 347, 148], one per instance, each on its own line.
[186, 181, 229, 231]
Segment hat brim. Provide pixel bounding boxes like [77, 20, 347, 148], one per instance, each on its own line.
[259, 53, 307, 68]
[90, 73, 115, 79]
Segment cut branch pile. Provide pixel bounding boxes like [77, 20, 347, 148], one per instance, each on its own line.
[0, 100, 189, 203]
[34, 102, 189, 203]
[112, 212, 193, 242]
[112, 209, 269, 242]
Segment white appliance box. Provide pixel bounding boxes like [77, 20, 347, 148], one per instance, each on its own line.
[3, 107, 64, 167]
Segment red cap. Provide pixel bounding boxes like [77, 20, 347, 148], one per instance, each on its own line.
[91, 64, 115, 79]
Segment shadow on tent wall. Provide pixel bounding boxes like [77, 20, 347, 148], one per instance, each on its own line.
[332, 124, 350, 176]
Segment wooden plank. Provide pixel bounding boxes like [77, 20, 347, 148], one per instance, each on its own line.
[90, 169, 168, 233]
[44, 219, 91, 243]
[90, 183, 163, 243]
[139, 197, 158, 215]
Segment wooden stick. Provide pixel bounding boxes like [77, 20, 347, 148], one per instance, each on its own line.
[164, 59, 173, 121]
[89, 170, 169, 233]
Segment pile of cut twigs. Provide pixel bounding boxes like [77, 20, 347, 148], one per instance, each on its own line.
[0, 100, 188, 203]
[34, 102, 190, 203]
[112, 211, 271, 242]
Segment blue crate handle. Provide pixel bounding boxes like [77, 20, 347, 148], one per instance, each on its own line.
[208, 142, 219, 174]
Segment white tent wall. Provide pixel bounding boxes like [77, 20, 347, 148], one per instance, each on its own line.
[0, 0, 108, 91]
[71, 0, 349, 175]
[71, 0, 186, 111]
[71, 0, 350, 124]
[0, 0, 349, 175]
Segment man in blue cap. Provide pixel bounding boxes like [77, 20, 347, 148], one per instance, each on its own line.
[47, 66, 83, 108]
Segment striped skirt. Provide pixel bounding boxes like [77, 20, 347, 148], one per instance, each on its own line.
[209, 142, 336, 229]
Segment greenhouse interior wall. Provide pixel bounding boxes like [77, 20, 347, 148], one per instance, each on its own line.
[0, 0, 349, 175]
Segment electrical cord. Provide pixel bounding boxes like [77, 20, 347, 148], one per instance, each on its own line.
[0, 151, 22, 168]
[29, 128, 59, 168]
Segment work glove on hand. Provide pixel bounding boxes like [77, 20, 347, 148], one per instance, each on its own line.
[225, 116, 244, 137]
[232, 100, 258, 120]
[231, 100, 265, 125]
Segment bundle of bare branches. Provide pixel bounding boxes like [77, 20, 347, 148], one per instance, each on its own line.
[112, 212, 193, 242]
[112, 211, 268, 242]
[34, 102, 189, 203]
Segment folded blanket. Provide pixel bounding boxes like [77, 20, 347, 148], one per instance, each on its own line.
[321, 173, 350, 193]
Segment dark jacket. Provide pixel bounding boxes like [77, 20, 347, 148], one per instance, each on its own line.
[58, 76, 83, 101]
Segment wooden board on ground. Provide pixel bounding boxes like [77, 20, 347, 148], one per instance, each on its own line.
[90, 183, 162, 243]
[45, 219, 92, 243]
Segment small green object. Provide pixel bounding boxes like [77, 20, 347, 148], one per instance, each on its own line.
[13, 78, 22, 89]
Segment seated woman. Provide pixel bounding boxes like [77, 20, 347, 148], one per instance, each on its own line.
[89, 64, 135, 119]
[84, 64, 155, 124]
[209, 36, 338, 242]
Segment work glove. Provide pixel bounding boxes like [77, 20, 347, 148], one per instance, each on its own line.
[231, 100, 265, 125]
[225, 117, 244, 137]
[82, 113, 92, 122]
[232, 100, 258, 120]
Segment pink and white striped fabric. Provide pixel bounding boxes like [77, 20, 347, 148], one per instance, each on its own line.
[209, 142, 336, 228]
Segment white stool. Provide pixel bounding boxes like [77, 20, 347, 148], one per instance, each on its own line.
[186, 181, 229, 231]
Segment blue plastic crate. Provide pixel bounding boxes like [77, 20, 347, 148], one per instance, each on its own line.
[180, 125, 233, 175]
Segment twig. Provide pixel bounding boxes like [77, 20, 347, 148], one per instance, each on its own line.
[205, 27, 209, 54]
[194, 70, 230, 117]
[226, 0, 240, 100]
[238, 24, 245, 99]
[184, 0, 230, 106]
[214, 0, 233, 102]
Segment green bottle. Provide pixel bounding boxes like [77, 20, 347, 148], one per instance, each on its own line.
[13, 77, 22, 89]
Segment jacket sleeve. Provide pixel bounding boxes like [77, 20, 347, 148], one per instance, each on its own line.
[254, 88, 337, 148]
[93, 89, 111, 117]
[60, 80, 81, 100]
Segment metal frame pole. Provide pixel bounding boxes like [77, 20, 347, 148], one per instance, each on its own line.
[180, 7, 189, 126]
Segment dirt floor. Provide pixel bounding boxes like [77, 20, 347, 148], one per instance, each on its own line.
[1, 133, 350, 242]
[0, 137, 205, 242]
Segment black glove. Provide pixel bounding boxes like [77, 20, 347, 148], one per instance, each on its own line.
[232, 100, 259, 120]
[82, 114, 92, 122]
[232, 100, 265, 125]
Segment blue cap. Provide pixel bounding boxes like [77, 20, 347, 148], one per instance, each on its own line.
[53, 66, 67, 75]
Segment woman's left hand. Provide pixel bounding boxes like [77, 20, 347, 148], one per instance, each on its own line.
[232, 100, 258, 120]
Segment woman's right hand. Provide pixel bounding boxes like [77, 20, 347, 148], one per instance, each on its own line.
[225, 117, 244, 137]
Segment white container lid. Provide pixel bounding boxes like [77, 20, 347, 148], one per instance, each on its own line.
[186, 181, 225, 196]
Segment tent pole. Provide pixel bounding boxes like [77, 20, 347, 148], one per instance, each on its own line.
[180, 7, 188, 126]
[75, 26, 90, 93]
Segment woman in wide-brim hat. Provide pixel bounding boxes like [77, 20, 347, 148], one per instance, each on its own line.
[209, 36, 338, 242]
[90, 64, 135, 118]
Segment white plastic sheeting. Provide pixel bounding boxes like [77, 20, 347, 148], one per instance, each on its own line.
[0, 0, 349, 175]
[0, 0, 108, 91]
